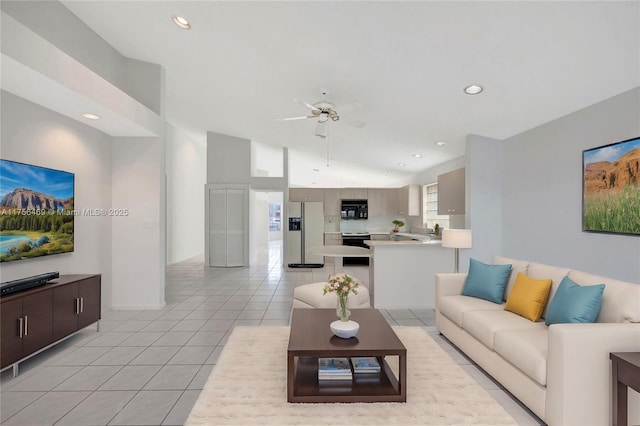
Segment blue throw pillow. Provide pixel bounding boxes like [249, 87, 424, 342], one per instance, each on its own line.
[545, 276, 605, 325]
[462, 258, 512, 304]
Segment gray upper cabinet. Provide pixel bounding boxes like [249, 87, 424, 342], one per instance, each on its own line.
[323, 189, 341, 215]
[437, 168, 465, 215]
[340, 188, 368, 199]
[397, 185, 421, 216]
[289, 188, 324, 202]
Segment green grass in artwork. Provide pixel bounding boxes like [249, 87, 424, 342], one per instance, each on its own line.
[583, 185, 640, 234]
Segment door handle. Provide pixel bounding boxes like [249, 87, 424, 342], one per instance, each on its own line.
[75, 298, 80, 314]
[80, 297, 84, 313]
[24, 316, 28, 336]
[18, 317, 23, 338]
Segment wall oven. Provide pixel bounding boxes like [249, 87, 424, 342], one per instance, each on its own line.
[342, 232, 370, 266]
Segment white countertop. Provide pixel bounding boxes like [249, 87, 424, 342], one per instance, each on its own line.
[308, 245, 371, 257]
[365, 239, 442, 246]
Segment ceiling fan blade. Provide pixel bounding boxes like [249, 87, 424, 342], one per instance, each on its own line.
[277, 115, 314, 122]
[294, 98, 320, 112]
[335, 100, 362, 112]
[314, 121, 327, 138]
[340, 116, 366, 128]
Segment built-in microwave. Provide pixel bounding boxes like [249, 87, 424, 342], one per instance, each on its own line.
[341, 199, 368, 220]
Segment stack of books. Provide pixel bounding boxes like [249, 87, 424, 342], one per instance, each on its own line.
[351, 357, 381, 374]
[318, 358, 353, 381]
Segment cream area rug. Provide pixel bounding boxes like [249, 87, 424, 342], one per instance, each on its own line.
[185, 326, 517, 425]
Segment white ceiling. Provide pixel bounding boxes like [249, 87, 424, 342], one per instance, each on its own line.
[61, 1, 639, 188]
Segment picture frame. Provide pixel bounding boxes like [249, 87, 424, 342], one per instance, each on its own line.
[582, 136, 640, 235]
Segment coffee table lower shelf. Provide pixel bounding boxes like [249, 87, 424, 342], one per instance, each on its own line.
[288, 356, 405, 403]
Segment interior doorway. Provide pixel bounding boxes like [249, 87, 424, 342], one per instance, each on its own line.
[250, 191, 284, 265]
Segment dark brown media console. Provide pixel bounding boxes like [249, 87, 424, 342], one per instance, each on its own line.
[0, 274, 101, 376]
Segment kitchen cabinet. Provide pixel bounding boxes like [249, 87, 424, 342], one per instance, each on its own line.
[323, 189, 341, 215]
[323, 233, 342, 265]
[1, 274, 101, 375]
[438, 168, 465, 215]
[368, 188, 398, 217]
[289, 188, 324, 202]
[397, 185, 421, 216]
[340, 188, 368, 199]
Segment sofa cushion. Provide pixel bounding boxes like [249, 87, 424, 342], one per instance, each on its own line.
[494, 329, 548, 386]
[504, 273, 552, 322]
[568, 270, 640, 323]
[493, 256, 530, 301]
[438, 295, 504, 327]
[527, 262, 571, 318]
[462, 258, 512, 304]
[462, 310, 547, 350]
[545, 276, 604, 325]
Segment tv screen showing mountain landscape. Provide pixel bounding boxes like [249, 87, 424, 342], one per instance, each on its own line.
[583, 137, 640, 235]
[0, 159, 75, 262]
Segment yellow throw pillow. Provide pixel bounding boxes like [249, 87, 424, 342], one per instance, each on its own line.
[504, 272, 552, 322]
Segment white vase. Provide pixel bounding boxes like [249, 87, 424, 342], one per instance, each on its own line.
[330, 319, 359, 338]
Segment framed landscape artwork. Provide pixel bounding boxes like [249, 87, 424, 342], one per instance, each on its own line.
[582, 136, 640, 236]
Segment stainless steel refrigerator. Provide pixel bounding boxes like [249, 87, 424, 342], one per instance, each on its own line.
[287, 201, 324, 268]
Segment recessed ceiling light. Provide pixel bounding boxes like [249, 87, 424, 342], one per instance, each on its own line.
[464, 84, 483, 95]
[172, 16, 191, 29]
[82, 113, 100, 120]
[412, 154, 423, 158]
[435, 141, 447, 147]
[398, 163, 406, 167]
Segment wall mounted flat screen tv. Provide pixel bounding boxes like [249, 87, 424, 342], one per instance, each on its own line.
[0, 159, 75, 262]
[582, 136, 640, 236]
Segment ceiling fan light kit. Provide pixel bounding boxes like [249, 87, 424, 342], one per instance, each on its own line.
[278, 97, 366, 137]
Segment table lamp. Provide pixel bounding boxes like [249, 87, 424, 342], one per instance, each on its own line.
[441, 229, 472, 273]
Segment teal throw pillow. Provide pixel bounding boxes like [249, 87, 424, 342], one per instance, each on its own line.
[462, 258, 512, 304]
[545, 276, 605, 325]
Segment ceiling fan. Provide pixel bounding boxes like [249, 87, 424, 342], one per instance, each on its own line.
[277, 98, 366, 139]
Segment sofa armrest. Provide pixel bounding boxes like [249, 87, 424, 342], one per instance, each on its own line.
[435, 273, 467, 300]
[546, 323, 640, 426]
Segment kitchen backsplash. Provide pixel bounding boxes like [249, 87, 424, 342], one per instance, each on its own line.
[324, 215, 340, 232]
[339, 216, 408, 233]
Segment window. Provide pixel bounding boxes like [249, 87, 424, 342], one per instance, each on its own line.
[268, 203, 281, 231]
[423, 183, 450, 231]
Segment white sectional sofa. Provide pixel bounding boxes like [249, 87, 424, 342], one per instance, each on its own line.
[435, 256, 640, 426]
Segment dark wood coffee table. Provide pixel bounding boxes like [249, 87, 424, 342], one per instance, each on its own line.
[287, 308, 407, 403]
[610, 352, 640, 426]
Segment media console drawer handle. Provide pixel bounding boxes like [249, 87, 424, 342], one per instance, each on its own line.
[17, 317, 23, 338]
[24, 316, 28, 336]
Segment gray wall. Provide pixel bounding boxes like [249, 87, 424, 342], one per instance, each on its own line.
[1, 91, 114, 310]
[207, 132, 252, 184]
[1, 0, 163, 115]
[464, 135, 505, 270]
[500, 87, 640, 283]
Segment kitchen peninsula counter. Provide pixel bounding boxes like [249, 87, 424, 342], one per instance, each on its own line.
[366, 238, 453, 309]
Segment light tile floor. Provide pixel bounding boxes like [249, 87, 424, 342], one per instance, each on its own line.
[0, 242, 544, 425]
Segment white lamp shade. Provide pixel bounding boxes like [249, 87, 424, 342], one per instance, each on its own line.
[441, 229, 472, 249]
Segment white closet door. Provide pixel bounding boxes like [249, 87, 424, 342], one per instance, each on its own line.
[226, 189, 245, 267]
[209, 189, 228, 267]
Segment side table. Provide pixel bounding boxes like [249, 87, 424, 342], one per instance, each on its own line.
[610, 352, 640, 426]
